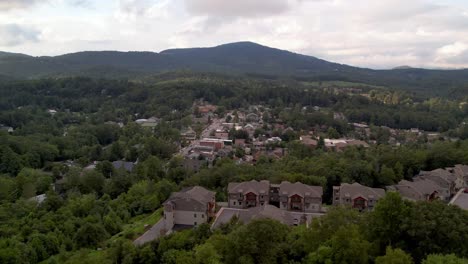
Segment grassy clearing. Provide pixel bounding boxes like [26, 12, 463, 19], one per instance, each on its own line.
[44, 208, 164, 264]
[109, 208, 163, 243]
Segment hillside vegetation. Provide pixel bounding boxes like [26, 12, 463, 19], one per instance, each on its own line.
[1, 42, 468, 97]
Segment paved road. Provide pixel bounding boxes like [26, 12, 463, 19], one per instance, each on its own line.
[179, 118, 223, 156]
[133, 219, 166, 246]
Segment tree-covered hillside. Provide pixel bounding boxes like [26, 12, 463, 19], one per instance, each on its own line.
[0, 75, 467, 263]
[1, 42, 468, 97]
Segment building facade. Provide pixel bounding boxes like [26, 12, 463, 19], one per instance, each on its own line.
[333, 183, 385, 211]
[163, 186, 216, 231]
[227, 180, 323, 213]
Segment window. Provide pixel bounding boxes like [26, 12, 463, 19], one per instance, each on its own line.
[260, 202, 264, 206]
[164, 213, 166, 219]
[239, 201, 242, 205]
[201, 214, 204, 218]
[194, 222, 197, 226]
[194, 213, 197, 218]
[233, 201, 236, 205]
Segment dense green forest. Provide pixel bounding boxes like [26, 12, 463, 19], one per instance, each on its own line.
[0, 75, 467, 263]
[2, 42, 468, 98]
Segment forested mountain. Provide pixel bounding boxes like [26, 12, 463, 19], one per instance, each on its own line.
[0, 75, 468, 263]
[1, 42, 468, 96]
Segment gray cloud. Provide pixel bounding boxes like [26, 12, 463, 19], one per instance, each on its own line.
[0, 24, 40, 46]
[118, 0, 155, 16]
[1, 0, 468, 69]
[69, 0, 91, 8]
[0, 0, 40, 11]
[184, 0, 293, 18]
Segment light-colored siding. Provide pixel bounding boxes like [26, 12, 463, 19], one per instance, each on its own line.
[174, 210, 207, 226]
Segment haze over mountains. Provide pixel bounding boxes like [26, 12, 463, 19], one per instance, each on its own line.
[1, 41, 468, 94]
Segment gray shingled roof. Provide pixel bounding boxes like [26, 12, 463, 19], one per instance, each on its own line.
[454, 164, 468, 177]
[419, 168, 456, 183]
[212, 205, 295, 228]
[396, 178, 441, 196]
[163, 186, 215, 212]
[279, 181, 323, 198]
[228, 180, 270, 195]
[339, 183, 385, 199]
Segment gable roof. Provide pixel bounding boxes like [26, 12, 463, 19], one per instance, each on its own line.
[212, 205, 295, 229]
[338, 182, 385, 199]
[453, 164, 468, 178]
[395, 178, 441, 197]
[164, 186, 215, 211]
[419, 168, 456, 183]
[279, 181, 323, 198]
[228, 180, 270, 195]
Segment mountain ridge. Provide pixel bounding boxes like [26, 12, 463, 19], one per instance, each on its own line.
[1, 41, 468, 96]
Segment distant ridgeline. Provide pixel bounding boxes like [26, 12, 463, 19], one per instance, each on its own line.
[1, 42, 468, 97]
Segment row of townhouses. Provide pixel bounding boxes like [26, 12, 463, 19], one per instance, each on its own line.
[137, 164, 468, 245]
[389, 165, 468, 202]
[159, 180, 387, 233]
[227, 180, 323, 212]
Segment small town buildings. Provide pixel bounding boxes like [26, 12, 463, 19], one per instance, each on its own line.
[222, 123, 236, 130]
[299, 135, 318, 149]
[346, 139, 370, 148]
[352, 123, 369, 129]
[333, 183, 385, 211]
[389, 179, 444, 201]
[135, 117, 160, 129]
[163, 186, 216, 231]
[277, 181, 323, 212]
[228, 180, 270, 208]
[212, 205, 297, 228]
[217, 181, 325, 229]
[246, 113, 260, 122]
[214, 129, 229, 140]
[212, 204, 324, 228]
[324, 139, 369, 151]
[234, 138, 246, 147]
[227, 180, 323, 213]
[181, 127, 197, 141]
[244, 124, 255, 137]
[192, 145, 215, 154]
[325, 139, 347, 150]
[197, 104, 217, 115]
[199, 138, 224, 151]
[419, 169, 456, 197]
[390, 168, 458, 201]
[266, 137, 282, 144]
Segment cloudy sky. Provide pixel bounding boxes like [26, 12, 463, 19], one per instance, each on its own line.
[1, 0, 468, 69]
